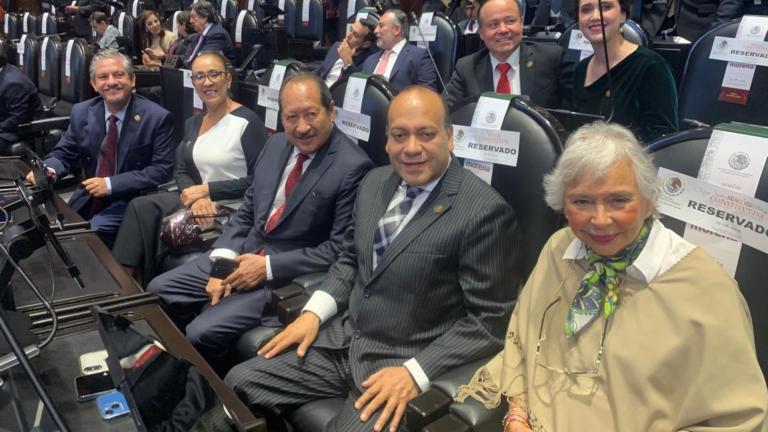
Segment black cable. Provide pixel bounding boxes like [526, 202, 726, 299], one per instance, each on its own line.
[596, 0, 616, 122]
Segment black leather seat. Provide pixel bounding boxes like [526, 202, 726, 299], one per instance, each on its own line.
[410, 11, 457, 92]
[293, 0, 323, 42]
[408, 95, 566, 432]
[647, 126, 768, 379]
[37, 35, 64, 110]
[230, 9, 260, 68]
[128, 0, 145, 17]
[35, 11, 59, 35]
[56, 38, 95, 117]
[20, 12, 37, 36]
[558, 20, 646, 66]
[336, 0, 371, 38]
[678, 18, 768, 127]
[4, 13, 21, 40]
[16, 34, 39, 85]
[114, 12, 138, 57]
[330, 73, 396, 167]
[219, 0, 240, 33]
[244, 59, 307, 133]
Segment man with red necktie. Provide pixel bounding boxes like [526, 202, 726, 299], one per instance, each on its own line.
[148, 73, 373, 366]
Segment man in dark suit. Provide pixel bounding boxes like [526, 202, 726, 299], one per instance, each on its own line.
[30, 49, 175, 247]
[147, 73, 374, 363]
[184, 1, 237, 65]
[225, 86, 520, 432]
[361, 9, 439, 91]
[445, 0, 571, 110]
[316, 18, 379, 87]
[64, 0, 105, 38]
[0, 52, 43, 151]
[668, 0, 741, 42]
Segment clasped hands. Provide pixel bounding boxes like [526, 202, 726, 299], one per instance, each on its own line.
[257, 312, 420, 432]
[205, 253, 266, 305]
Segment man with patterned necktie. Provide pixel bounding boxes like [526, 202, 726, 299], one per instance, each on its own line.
[147, 73, 373, 367]
[225, 85, 522, 432]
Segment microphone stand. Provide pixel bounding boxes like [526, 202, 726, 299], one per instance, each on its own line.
[596, 0, 615, 121]
[409, 11, 447, 91]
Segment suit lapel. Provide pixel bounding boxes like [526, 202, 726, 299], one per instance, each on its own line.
[368, 159, 464, 283]
[480, 51, 495, 93]
[259, 140, 294, 223]
[519, 43, 535, 97]
[88, 102, 107, 168]
[116, 96, 137, 172]
[389, 43, 411, 82]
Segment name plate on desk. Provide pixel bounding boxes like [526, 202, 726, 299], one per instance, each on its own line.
[657, 167, 768, 255]
[710, 36, 768, 67]
[335, 108, 371, 142]
[452, 125, 520, 167]
[257, 85, 280, 110]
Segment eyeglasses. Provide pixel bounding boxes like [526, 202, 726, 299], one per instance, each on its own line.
[191, 70, 227, 83]
[534, 296, 612, 377]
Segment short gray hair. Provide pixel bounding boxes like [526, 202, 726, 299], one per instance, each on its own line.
[191, 0, 217, 23]
[543, 122, 659, 211]
[386, 9, 409, 39]
[89, 48, 134, 80]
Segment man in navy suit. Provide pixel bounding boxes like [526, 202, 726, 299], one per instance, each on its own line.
[184, 1, 237, 65]
[64, 0, 106, 38]
[29, 49, 175, 246]
[148, 73, 373, 365]
[361, 9, 438, 91]
[0, 52, 43, 151]
[316, 18, 378, 87]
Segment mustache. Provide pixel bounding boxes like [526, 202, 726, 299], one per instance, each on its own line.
[293, 129, 316, 139]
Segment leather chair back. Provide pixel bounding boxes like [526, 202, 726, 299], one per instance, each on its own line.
[36, 11, 58, 35]
[336, 0, 371, 37]
[679, 18, 768, 127]
[128, 0, 144, 17]
[451, 95, 565, 276]
[293, 0, 323, 41]
[243, 0, 263, 16]
[280, 0, 297, 37]
[411, 11, 457, 93]
[219, 0, 240, 29]
[244, 59, 307, 132]
[37, 35, 63, 108]
[115, 12, 138, 57]
[647, 127, 768, 378]
[231, 9, 259, 64]
[16, 35, 39, 85]
[330, 73, 396, 167]
[4, 13, 21, 40]
[21, 12, 37, 36]
[558, 20, 646, 66]
[57, 38, 95, 116]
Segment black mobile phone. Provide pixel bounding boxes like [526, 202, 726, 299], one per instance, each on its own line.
[210, 257, 239, 279]
[74, 371, 115, 402]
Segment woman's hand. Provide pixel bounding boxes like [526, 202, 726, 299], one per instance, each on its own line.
[505, 420, 532, 432]
[190, 198, 216, 226]
[180, 184, 210, 207]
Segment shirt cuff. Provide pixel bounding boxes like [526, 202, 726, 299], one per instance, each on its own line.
[265, 255, 273, 281]
[404, 358, 430, 392]
[209, 248, 237, 261]
[301, 290, 337, 324]
[105, 177, 112, 195]
[45, 167, 57, 181]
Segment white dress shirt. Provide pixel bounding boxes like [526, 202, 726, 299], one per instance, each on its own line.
[489, 48, 521, 95]
[377, 38, 408, 80]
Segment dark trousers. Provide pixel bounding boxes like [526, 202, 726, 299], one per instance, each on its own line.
[88, 200, 127, 249]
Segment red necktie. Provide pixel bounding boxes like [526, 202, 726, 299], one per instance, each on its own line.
[374, 49, 392, 76]
[90, 114, 118, 217]
[496, 62, 511, 94]
[265, 153, 309, 233]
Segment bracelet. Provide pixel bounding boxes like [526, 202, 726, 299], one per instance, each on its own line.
[502, 411, 531, 429]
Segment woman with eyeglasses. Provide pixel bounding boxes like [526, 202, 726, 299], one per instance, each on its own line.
[137, 10, 177, 67]
[456, 122, 767, 431]
[112, 51, 268, 286]
[571, 0, 678, 142]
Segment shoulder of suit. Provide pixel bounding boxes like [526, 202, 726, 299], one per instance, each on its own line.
[456, 49, 490, 67]
[132, 94, 172, 117]
[522, 40, 564, 57]
[458, 169, 508, 208]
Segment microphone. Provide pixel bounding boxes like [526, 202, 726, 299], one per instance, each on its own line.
[409, 11, 447, 92]
[595, 0, 615, 121]
[9, 144, 63, 228]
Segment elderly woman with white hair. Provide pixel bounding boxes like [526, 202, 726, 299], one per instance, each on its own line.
[456, 122, 767, 431]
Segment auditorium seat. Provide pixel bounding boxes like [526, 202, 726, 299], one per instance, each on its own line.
[678, 17, 768, 127]
[35, 11, 59, 35]
[239, 59, 307, 133]
[37, 35, 63, 111]
[219, 0, 240, 32]
[407, 94, 566, 432]
[127, 0, 144, 17]
[410, 11, 458, 93]
[330, 73, 396, 167]
[114, 12, 138, 58]
[558, 20, 646, 66]
[336, 0, 372, 38]
[16, 34, 39, 86]
[647, 126, 768, 379]
[230, 9, 259, 68]
[56, 38, 96, 117]
[20, 11, 37, 36]
[4, 13, 21, 40]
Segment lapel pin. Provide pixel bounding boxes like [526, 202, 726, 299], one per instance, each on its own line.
[526, 59, 534, 69]
[134, 114, 141, 122]
[605, 90, 611, 98]
[433, 204, 444, 213]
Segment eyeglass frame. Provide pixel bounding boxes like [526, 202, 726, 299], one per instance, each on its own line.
[534, 295, 613, 377]
[190, 69, 228, 84]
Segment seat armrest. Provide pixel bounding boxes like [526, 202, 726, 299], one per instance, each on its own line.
[277, 294, 310, 325]
[270, 282, 307, 310]
[423, 413, 472, 432]
[273, 272, 326, 324]
[406, 388, 452, 431]
[292, 272, 327, 290]
[17, 116, 70, 134]
[681, 118, 710, 130]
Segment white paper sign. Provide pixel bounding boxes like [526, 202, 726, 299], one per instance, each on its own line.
[347, 0, 357, 18]
[269, 64, 287, 89]
[453, 125, 520, 167]
[657, 168, 768, 255]
[463, 159, 494, 184]
[568, 30, 593, 52]
[132, 0, 139, 16]
[173, 11, 180, 34]
[118, 12, 126, 35]
[182, 69, 193, 88]
[335, 107, 371, 142]
[302, 0, 310, 23]
[22, 12, 29, 33]
[42, 12, 49, 34]
[356, 11, 368, 21]
[41, 37, 50, 71]
[236, 10, 246, 43]
[65, 39, 75, 78]
[278, 0, 286, 22]
[709, 36, 768, 67]
[343, 76, 366, 113]
[193, 91, 203, 110]
[4, 15, 8, 35]
[471, 96, 511, 130]
[346, 23, 352, 35]
[17, 34, 27, 55]
[736, 15, 768, 40]
[247, 0, 256, 10]
[258, 84, 281, 110]
[265, 108, 278, 129]
[720, 16, 768, 95]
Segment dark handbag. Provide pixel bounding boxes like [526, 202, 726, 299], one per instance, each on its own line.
[159, 205, 234, 255]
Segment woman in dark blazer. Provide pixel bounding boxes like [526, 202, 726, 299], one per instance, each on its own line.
[112, 51, 268, 286]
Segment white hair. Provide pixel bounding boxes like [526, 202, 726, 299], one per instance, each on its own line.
[89, 48, 134, 80]
[543, 122, 659, 211]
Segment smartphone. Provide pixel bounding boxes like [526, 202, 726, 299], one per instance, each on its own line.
[210, 257, 239, 279]
[74, 371, 115, 402]
[79, 350, 109, 375]
[96, 391, 131, 420]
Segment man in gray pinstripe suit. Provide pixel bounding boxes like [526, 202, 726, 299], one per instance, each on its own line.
[225, 86, 522, 431]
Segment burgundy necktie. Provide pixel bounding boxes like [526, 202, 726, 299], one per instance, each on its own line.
[89, 114, 118, 217]
[496, 62, 511, 94]
[265, 153, 309, 233]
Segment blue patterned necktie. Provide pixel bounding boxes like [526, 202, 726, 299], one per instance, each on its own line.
[373, 184, 421, 269]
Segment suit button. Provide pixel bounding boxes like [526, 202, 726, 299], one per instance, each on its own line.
[353, 330, 361, 339]
[364, 292, 370, 299]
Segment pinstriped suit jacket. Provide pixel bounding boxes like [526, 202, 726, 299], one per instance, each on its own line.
[314, 158, 523, 389]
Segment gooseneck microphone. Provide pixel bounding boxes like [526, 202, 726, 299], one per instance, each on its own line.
[596, 0, 615, 121]
[409, 11, 447, 91]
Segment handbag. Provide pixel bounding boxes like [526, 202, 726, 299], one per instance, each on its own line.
[159, 205, 234, 255]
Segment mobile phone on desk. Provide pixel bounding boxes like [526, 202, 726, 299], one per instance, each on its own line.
[74, 371, 115, 401]
[79, 349, 109, 375]
[96, 391, 131, 420]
